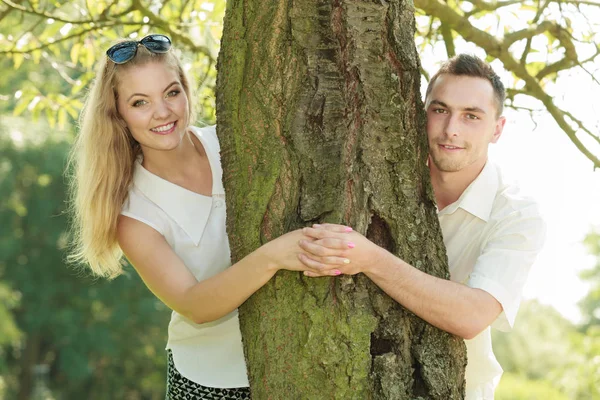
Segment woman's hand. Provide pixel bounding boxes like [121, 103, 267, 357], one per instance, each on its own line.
[298, 224, 386, 277]
[259, 228, 354, 276]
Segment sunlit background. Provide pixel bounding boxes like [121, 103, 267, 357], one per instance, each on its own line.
[1, 0, 599, 399]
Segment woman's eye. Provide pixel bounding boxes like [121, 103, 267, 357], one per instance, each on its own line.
[132, 99, 147, 107]
[167, 90, 180, 97]
[433, 108, 447, 114]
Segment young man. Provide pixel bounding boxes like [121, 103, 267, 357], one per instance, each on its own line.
[299, 54, 546, 399]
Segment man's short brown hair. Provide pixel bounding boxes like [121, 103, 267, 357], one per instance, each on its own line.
[425, 54, 506, 117]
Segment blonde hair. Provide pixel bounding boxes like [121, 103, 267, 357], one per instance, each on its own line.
[67, 41, 196, 278]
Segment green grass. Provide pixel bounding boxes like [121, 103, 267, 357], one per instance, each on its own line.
[496, 373, 571, 400]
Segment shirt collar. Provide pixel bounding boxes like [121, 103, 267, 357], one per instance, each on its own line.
[132, 129, 215, 245]
[439, 161, 499, 222]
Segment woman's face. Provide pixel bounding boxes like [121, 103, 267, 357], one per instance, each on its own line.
[116, 61, 189, 154]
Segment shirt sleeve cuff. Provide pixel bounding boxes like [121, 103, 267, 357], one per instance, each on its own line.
[468, 274, 521, 332]
[120, 211, 165, 236]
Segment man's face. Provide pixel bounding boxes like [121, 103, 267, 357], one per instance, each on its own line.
[425, 74, 505, 174]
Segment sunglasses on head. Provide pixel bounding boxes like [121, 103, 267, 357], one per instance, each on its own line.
[106, 34, 171, 64]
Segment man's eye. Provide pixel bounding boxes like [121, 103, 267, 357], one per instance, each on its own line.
[466, 114, 479, 120]
[433, 108, 447, 114]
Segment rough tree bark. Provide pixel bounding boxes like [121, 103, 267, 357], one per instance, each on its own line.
[216, 1, 466, 399]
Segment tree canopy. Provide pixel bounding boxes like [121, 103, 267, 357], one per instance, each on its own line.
[1, 0, 599, 167]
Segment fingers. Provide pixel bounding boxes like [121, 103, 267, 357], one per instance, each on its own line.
[298, 254, 342, 276]
[298, 239, 353, 257]
[303, 270, 336, 278]
[314, 255, 350, 266]
[302, 227, 354, 241]
[312, 223, 353, 233]
[316, 237, 354, 250]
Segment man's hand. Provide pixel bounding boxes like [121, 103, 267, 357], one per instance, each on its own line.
[258, 229, 351, 276]
[298, 224, 388, 277]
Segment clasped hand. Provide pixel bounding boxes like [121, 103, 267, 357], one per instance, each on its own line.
[298, 223, 379, 277]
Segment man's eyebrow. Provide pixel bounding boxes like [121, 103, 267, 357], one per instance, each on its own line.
[429, 100, 447, 108]
[463, 106, 486, 114]
[126, 81, 180, 102]
[429, 100, 486, 114]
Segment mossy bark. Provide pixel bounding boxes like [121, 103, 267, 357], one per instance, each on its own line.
[216, 1, 466, 398]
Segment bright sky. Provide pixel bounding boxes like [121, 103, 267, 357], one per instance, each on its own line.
[491, 106, 600, 324]
[417, 5, 600, 323]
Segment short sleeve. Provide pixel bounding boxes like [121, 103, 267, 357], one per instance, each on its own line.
[467, 205, 546, 332]
[121, 187, 168, 236]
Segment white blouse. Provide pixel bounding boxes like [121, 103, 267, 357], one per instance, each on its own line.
[121, 125, 248, 388]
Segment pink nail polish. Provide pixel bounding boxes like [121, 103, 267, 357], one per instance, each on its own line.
[313, 224, 321, 228]
[345, 227, 353, 232]
[334, 269, 342, 276]
[348, 242, 355, 249]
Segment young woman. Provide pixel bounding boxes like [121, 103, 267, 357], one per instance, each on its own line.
[68, 35, 352, 399]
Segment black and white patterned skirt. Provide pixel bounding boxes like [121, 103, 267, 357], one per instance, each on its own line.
[166, 350, 251, 399]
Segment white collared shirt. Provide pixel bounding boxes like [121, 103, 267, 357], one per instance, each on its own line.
[438, 161, 546, 399]
[121, 125, 248, 388]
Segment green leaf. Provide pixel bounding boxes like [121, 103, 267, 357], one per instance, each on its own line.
[64, 103, 79, 119]
[45, 107, 56, 128]
[12, 53, 24, 69]
[57, 108, 67, 129]
[41, 19, 64, 40]
[32, 50, 42, 64]
[13, 96, 32, 116]
[70, 43, 81, 65]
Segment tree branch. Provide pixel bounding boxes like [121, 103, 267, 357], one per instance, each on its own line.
[1, 0, 135, 24]
[537, 47, 600, 81]
[464, 0, 523, 15]
[1, 0, 95, 24]
[520, 0, 550, 64]
[563, 110, 600, 147]
[1, 25, 119, 54]
[467, 0, 600, 14]
[0, 0, 22, 23]
[503, 21, 555, 47]
[131, 0, 215, 64]
[440, 20, 456, 57]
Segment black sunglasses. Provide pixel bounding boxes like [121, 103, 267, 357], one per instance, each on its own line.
[106, 34, 171, 64]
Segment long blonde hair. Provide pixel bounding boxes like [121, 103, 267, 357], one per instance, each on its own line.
[68, 41, 196, 278]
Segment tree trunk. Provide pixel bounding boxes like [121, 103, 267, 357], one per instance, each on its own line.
[216, 1, 466, 399]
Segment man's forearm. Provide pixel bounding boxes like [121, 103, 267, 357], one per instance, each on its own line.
[364, 249, 502, 340]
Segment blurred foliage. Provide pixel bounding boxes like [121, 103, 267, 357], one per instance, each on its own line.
[0, 118, 171, 399]
[0, 0, 225, 126]
[493, 298, 600, 399]
[496, 373, 571, 400]
[0, 282, 21, 353]
[493, 301, 576, 381]
[580, 230, 600, 330]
